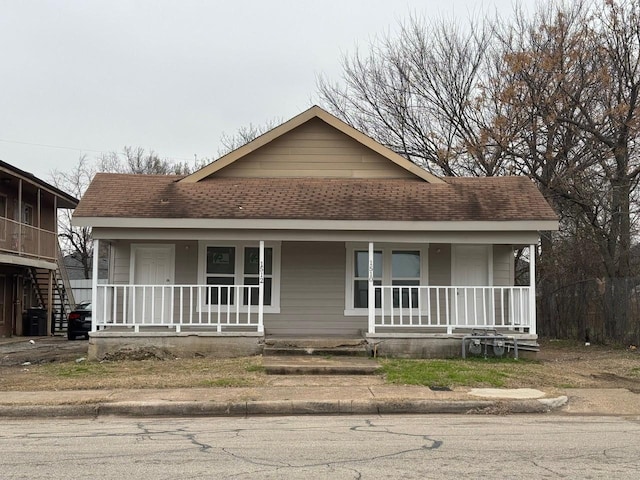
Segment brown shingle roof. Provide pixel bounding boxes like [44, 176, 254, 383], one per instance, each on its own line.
[73, 174, 556, 223]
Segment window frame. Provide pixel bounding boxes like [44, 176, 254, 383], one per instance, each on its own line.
[197, 241, 281, 313]
[344, 242, 429, 316]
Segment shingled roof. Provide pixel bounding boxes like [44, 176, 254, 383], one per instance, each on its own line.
[73, 174, 556, 223]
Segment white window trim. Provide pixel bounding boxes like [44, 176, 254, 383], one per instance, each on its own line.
[197, 241, 281, 314]
[344, 242, 429, 316]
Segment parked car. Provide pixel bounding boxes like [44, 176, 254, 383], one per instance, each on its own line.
[67, 302, 92, 340]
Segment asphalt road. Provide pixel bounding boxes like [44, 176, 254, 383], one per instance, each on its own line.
[1, 414, 639, 479]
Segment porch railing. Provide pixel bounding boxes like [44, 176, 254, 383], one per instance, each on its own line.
[0, 218, 56, 260]
[95, 284, 262, 333]
[372, 286, 532, 334]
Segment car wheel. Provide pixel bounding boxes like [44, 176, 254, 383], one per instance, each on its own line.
[67, 332, 76, 341]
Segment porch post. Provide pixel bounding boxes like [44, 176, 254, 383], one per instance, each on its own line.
[529, 243, 536, 335]
[258, 240, 264, 333]
[17, 179, 22, 254]
[91, 238, 99, 332]
[368, 242, 375, 334]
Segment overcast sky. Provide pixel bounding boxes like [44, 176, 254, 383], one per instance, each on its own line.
[0, 0, 538, 183]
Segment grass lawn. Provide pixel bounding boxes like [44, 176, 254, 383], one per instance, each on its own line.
[380, 358, 540, 388]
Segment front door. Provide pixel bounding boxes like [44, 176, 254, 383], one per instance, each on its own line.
[452, 245, 490, 326]
[131, 245, 175, 324]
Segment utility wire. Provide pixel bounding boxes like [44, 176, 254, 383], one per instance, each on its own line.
[0, 138, 197, 162]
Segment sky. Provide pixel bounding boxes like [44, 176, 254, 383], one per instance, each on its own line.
[0, 0, 538, 184]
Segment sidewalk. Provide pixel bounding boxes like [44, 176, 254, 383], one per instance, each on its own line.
[0, 382, 575, 418]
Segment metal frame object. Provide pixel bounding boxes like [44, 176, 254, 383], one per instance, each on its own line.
[461, 333, 519, 359]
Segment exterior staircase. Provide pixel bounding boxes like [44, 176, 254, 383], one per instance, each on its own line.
[27, 245, 76, 334]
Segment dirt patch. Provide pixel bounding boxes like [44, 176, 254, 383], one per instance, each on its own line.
[101, 346, 177, 362]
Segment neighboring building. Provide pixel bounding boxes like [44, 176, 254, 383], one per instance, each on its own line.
[0, 160, 78, 336]
[73, 106, 558, 359]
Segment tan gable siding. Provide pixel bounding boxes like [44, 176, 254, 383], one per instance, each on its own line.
[264, 241, 366, 336]
[215, 118, 416, 179]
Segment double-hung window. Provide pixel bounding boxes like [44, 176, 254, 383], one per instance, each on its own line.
[345, 244, 427, 315]
[199, 242, 280, 312]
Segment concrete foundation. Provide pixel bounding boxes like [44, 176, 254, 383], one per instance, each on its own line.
[366, 334, 538, 359]
[88, 331, 263, 361]
[87, 330, 538, 361]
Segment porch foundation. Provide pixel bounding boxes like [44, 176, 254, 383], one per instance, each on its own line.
[366, 333, 539, 359]
[88, 331, 263, 361]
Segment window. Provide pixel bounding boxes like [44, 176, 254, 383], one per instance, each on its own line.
[198, 242, 280, 312]
[345, 244, 428, 314]
[22, 203, 33, 225]
[392, 250, 420, 308]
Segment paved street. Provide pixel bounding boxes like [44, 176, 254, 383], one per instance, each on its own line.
[1, 414, 639, 479]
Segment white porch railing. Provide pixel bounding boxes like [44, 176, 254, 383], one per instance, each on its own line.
[372, 286, 532, 334]
[95, 284, 262, 333]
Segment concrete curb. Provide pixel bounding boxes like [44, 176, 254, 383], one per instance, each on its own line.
[0, 396, 569, 418]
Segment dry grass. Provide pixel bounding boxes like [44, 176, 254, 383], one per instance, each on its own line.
[0, 356, 267, 391]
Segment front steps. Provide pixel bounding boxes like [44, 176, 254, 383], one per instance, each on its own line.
[262, 337, 378, 375]
[263, 337, 370, 357]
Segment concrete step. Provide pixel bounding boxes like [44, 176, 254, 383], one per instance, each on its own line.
[263, 337, 369, 357]
[263, 346, 369, 357]
[263, 356, 381, 375]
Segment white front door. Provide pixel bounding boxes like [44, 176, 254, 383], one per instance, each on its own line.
[452, 245, 490, 326]
[131, 245, 175, 324]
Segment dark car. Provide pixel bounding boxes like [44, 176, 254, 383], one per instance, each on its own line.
[67, 302, 92, 340]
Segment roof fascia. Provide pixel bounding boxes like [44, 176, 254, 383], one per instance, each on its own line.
[178, 106, 444, 184]
[73, 216, 559, 232]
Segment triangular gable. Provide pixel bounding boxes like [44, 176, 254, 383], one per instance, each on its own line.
[179, 105, 444, 184]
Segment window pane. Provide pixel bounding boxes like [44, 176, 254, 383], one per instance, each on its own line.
[354, 279, 381, 308]
[207, 247, 235, 274]
[392, 251, 420, 278]
[243, 277, 272, 306]
[354, 251, 382, 278]
[206, 277, 234, 305]
[244, 247, 273, 275]
[392, 280, 420, 308]
[0, 196, 6, 217]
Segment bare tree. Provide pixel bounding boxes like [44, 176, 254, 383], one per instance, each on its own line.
[217, 119, 282, 157]
[318, 15, 511, 177]
[50, 155, 96, 279]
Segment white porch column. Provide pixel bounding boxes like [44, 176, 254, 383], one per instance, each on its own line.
[529, 243, 536, 335]
[368, 242, 375, 334]
[91, 238, 99, 332]
[258, 240, 264, 333]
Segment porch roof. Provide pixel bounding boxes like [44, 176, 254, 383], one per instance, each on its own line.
[74, 174, 557, 226]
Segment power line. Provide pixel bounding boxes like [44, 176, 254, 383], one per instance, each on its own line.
[0, 138, 199, 162]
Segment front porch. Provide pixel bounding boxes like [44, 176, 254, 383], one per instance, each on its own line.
[88, 238, 537, 359]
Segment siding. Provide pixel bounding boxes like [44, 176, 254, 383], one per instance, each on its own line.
[216, 118, 416, 179]
[492, 245, 514, 286]
[264, 241, 366, 336]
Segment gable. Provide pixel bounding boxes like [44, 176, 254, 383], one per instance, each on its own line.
[180, 106, 443, 183]
[213, 117, 416, 179]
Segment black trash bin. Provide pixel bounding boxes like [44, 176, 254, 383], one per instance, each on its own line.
[23, 308, 48, 336]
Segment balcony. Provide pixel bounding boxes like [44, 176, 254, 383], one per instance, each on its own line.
[0, 217, 56, 261]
